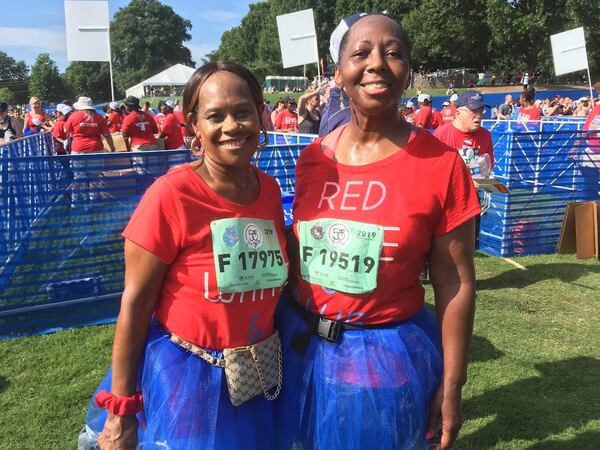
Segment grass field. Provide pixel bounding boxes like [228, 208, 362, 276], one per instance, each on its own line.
[1, 253, 599, 449]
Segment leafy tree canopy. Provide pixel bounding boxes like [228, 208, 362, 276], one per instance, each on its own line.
[110, 0, 194, 95]
[28, 53, 66, 102]
[0, 87, 17, 105]
[63, 62, 111, 103]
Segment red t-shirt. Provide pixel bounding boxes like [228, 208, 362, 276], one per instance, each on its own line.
[413, 105, 433, 129]
[25, 112, 45, 131]
[52, 116, 67, 154]
[275, 110, 298, 131]
[517, 106, 541, 122]
[64, 111, 109, 153]
[160, 112, 185, 149]
[173, 110, 188, 139]
[106, 111, 123, 134]
[431, 109, 443, 129]
[121, 110, 158, 147]
[583, 105, 600, 152]
[433, 122, 495, 168]
[291, 128, 480, 325]
[154, 113, 166, 132]
[441, 106, 456, 123]
[122, 164, 289, 349]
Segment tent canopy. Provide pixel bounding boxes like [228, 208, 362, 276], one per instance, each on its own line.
[125, 64, 196, 98]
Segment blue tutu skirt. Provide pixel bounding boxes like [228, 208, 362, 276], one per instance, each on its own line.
[275, 292, 443, 450]
[81, 318, 277, 450]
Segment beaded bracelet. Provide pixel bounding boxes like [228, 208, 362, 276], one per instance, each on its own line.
[95, 390, 143, 416]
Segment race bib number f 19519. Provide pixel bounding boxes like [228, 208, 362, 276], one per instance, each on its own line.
[211, 218, 287, 293]
[299, 219, 383, 294]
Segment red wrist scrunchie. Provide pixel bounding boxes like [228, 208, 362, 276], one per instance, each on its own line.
[95, 390, 143, 416]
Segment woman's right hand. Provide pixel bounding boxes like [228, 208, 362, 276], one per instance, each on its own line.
[97, 414, 138, 450]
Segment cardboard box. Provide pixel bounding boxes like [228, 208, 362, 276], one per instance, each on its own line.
[473, 177, 511, 194]
[557, 201, 600, 260]
[102, 134, 165, 152]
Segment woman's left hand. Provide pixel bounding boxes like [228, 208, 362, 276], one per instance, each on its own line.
[426, 382, 464, 449]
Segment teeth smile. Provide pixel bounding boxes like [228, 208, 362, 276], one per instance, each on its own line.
[219, 138, 247, 148]
[363, 83, 388, 90]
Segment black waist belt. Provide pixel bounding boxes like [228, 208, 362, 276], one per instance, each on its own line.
[288, 296, 401, 345]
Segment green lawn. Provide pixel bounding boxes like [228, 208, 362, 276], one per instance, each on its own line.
[0, 253, 599, 449]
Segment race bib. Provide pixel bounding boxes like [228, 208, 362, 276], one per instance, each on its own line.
[211, 218, 287, 293]
[299, 219, 383, 294]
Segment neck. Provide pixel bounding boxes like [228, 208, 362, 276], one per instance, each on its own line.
[197, 159, 258, 203]
[346, 104, 406, 143]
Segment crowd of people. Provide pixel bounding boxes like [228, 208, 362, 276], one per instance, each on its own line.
[1, 10, 599, 450]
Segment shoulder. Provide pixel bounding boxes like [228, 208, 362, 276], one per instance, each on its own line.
[256, 169, 282, 194]
[408, 129, 459, 160]
[433, 122, 452, 138]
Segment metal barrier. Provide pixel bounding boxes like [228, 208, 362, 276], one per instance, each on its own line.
[480, 120, 599, 257]
[2, 122, 598, 337]
[0, 133, 306, 338]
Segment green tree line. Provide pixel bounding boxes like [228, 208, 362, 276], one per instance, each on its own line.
[210, 0, 600, 83]
[1, 0, 598, 104]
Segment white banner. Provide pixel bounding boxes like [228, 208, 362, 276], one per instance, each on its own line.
[64, 0, 110, 62]
[276, 9, 319, 69]
[550, 27, 589, 76]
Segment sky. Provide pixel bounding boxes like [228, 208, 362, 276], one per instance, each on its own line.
[2, 0, 258, 72]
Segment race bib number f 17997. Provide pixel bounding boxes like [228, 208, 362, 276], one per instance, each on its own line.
[211, 218, 287, 293]
[298, 219, 383, 294]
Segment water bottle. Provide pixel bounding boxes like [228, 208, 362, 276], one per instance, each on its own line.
[77, 425, 100, 450]
[3, 129, 13, 144]
[478, 154, 492, 178]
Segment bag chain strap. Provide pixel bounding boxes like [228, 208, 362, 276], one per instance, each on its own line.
[250, 343, 282, 400]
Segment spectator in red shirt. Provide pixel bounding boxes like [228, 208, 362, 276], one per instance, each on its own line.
[274, 97, 298, 132]
[434, 90, 494, 173]
[517, 88, 541, 122]
[158, 99, 185, 149]
[122, 95, 161, 176]
[64, 96, 115, 205]
[413, 93, 433, 128]
[51, 104, 73, 154]
[105, 101, 123, 134]
[441, 100, 456, 124]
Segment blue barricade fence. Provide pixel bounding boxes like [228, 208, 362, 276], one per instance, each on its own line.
[0, 132, 308, 338]
[2, 122, 598, 338]
[480, 119, 599, 257]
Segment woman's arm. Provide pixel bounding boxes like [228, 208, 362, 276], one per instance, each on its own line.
[297, 88, 319, 124]
[97, 240, 169, 449]
[103, 133, 116, 152]
[426, 217, 476, 450]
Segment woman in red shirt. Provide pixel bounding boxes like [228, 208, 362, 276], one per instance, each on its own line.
[277, 14, 479, 450]
[105, 101, 123, 134]
[80, 62, 288, 449]
[517, 88, 541, 122]
[64, 97, 115, 205]
[23, 96, 50, 135]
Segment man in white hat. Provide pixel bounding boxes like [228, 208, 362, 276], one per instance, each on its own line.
[158, 99, 184, 150]
[105, 101, 123, 134]
[442, 95, 458, 123]
[413, 93, 433, 128]
[51, 103, 73, 154]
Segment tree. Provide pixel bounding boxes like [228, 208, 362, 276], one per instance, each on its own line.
[0, 87, 17, 105]
[0, 51, 29, 103]
[403, 0, 490, 71]
[28, 53, 66, 102]
[0, 51, 28, 81]
[110, 0, 194, 95]
[63, 62, 111, 103]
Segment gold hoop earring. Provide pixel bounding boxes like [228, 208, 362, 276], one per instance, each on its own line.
[190, 136, 204, 157]
[258, 128, 269, 149]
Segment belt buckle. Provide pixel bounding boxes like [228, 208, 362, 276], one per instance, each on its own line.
[316, 317, 342, 343]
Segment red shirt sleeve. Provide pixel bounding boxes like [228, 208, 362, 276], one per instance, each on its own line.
[99, 115, 109, 135]
[148, 112, 158, 134]
[274, 111, 283, 129]
[122, 177, 182, 264]
[434, 153, 481, 236]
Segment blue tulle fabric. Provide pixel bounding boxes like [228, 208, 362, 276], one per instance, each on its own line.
[275, 293, 443, 450]
[83, 318, 277, 450]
